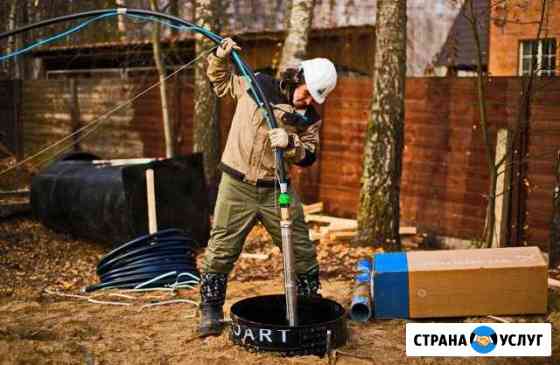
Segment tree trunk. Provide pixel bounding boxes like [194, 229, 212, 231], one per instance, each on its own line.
[169, 0, 179, 36]
[277, 0, 315, 74]
[28, 0, 45, 79]
[149, 0, 175, 158]
[7, 0, 25, 80]
[508, 2, 548, 246]
[193, 0, 221, 195]
[356, 0, 406, 251]
[468, 0, 494, 247]
[115, 0, 127, 40]
[466, 0, 548, 247]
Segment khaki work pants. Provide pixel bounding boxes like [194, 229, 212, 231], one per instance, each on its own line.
[202, 172, 318, 274]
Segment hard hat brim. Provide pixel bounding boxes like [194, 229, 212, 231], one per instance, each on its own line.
[309, 87, 326, 104]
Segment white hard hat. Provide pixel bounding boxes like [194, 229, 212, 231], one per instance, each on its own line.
[300, 58, 337, 104]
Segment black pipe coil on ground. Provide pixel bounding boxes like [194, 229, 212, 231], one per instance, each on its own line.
[97, 247, 195, 275]
[98, 244, 193, 272]
[98, 228, 182, 264]
[100, 254, 190, 273]
[100, 263, 197, 282]
[99, 257, 193, 277]
[97, 231, 193, 272]
[96, 249, 196, 276]
[85, 229, 199, 292]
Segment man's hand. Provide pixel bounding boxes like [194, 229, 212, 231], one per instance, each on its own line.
[216, 38, 241, 59]
[268, 128, 290, 149]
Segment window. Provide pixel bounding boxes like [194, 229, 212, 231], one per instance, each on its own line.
[519, 39, 556, 76]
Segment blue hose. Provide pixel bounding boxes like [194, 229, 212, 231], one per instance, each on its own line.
[0, 8, 288, 184]
[0, 13, 116, 61]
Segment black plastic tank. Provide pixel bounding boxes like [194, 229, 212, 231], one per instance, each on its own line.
[30, 153, 210, 247]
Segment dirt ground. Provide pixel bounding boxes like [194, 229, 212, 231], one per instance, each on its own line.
[1, 215, 560, 365]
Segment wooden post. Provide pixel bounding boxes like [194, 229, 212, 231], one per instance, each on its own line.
[550, 151, 560, 268]
[493, 129, 511, 247]
[146, 168, 158, 234]
[68, 79, 81, 152]
[14, 80, 23, 161]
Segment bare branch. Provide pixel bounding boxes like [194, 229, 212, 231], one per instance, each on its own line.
[489, 17, 543, 25]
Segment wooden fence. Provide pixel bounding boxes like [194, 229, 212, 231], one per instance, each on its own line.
[10, 76, 560, 251]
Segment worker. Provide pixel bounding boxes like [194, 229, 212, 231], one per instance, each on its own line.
[199, 38, 338, 337]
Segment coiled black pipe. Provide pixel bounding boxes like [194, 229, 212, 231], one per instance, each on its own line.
[85, 229, 199, 292]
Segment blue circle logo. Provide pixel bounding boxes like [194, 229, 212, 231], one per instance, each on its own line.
[470, 326, 498, 354]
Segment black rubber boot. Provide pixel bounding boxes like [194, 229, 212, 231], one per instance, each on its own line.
[198, 272, 228, 337]
[296, 267, 322, 298]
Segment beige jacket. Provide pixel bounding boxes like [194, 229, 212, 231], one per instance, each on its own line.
[206, 53, 321, 185]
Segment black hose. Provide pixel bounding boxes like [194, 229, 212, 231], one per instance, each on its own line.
[0, 9, 220, 43]
[99, 255, 190, 275]
[85, 229, 199, 292]
[97, 247, 195, 274]
[97, 249, 195, 276]
[100, 264, 196, 282]
[96, 238, 194, 272]
[97, 228, 183, 264]
[0, 8, 287, 183]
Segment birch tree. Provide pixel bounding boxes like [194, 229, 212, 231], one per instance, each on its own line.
[193, 0, 221, 190]
[465, 0, 551, 248]
[356, 0, 407, 251]
[169, 0, 179, 36]
[149, 0, 175, 158]
[7, 0, 25, 79]
[115, 0, 127, 40]
[277, 0, 315, 74]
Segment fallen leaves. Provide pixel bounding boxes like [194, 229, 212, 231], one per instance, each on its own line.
[0, 217, 105, 300]
[227, 224, 382, 282]
[2, 214, 385, 300]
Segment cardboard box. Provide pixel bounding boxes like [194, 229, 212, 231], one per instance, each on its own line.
[373, 247, 548, 318]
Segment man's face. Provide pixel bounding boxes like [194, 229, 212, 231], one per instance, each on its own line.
[292, 84, 314, 108]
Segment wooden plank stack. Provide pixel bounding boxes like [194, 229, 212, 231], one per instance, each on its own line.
[303, 202, 416, 242]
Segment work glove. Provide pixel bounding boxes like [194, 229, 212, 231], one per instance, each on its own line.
[268, 128, 290, 149]
[216, 38, 241, 59]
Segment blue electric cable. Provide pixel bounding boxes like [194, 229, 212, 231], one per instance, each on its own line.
[0, 11, 250, 107]
[122, 13, 197, 33]
[0, 10, 262, 121]
[122, 13, 281, 174]
[0, 12, 117, 61]
[0, 12, 221, 62]
[0, 8, 286, 182]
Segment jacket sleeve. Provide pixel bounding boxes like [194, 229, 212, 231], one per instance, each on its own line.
[284, 120, 321, 167]
[206, 52, 245, 99]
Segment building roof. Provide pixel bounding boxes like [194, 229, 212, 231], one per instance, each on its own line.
[28, 0, 486, 76]
[434, 0, 490, 71]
